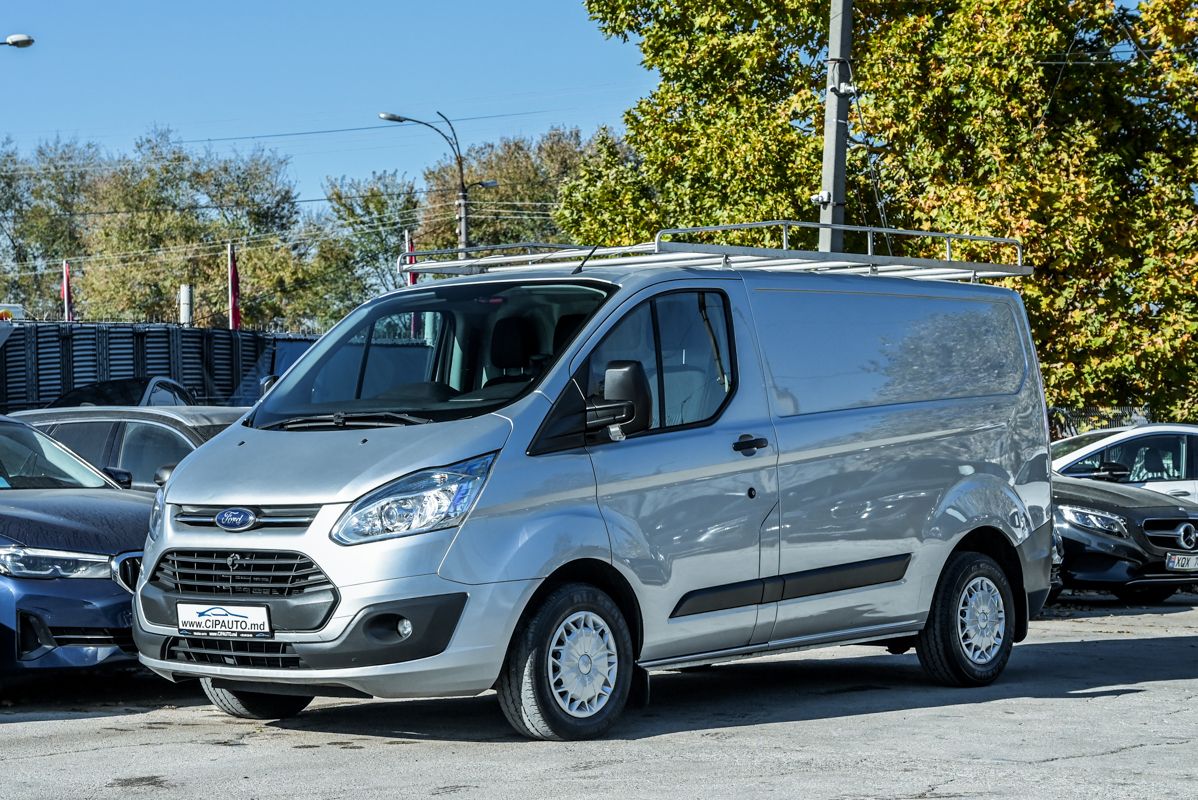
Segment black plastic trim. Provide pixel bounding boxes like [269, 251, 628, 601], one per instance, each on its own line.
[293, 593, 468, 669]
[671, 554, 912, 618]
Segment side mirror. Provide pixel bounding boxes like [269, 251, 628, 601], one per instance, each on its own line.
[1072, 461, 1131, 482]
[585, 360, 652, 438]
[154, 464, 176, 487]
[259, 374, 278, 395]
[103, 467, 134, 490]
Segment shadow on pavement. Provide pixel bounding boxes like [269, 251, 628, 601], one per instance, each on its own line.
[273, 630, 1198, 743]
[1038, 589, 1198, 620]
[0, 667, 203, 723]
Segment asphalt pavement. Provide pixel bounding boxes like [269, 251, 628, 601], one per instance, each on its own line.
[3, 591, 1196, 799]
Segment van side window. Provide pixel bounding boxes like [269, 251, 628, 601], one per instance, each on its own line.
[585, 290, 734, 433]
[752, 289, 1026, 416]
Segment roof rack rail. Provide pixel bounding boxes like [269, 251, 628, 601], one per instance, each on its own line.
[399, 220, 1029, 282]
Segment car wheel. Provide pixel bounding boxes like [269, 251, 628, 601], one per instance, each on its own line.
[200, 678, 313, 720]
[496, 583, 633, 741]
[917, 551, 1016, 687]
[1045, 586, 1064, 605]
[1112, 586, 1177, 605]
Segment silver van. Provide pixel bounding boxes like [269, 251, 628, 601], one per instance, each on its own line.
[134, 224, 1053, 740]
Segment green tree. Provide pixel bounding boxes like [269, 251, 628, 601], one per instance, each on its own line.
[563, 0, 1198, 418]
[418, 127, 589, 251]
[324, 170, 420, 294]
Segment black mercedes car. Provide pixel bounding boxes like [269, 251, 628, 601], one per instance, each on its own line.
[1054, 474, 1198, 603]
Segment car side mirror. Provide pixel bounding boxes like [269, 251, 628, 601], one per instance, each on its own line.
[154, 464, 176, 487]
[103, 467, 133, 490]
[585, 360, 652, 438]
[1072, 461, 1131, 482]
[259, 374, 278, 395]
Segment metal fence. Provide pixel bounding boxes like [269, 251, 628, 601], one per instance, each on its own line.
[1048, 406, 1153, 440]
[0, 322, 319, 413]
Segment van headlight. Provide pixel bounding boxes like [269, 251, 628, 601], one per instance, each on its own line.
[147, 488, 165, 544]
[330, 454, 495, 545]
[0, 547, 111, 579]
[1058, 505, 1128, 538]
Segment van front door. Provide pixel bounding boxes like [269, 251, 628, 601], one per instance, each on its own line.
[579, 282, 779, 663]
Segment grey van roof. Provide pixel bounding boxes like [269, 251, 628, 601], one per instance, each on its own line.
[401, 220, 1029, 285]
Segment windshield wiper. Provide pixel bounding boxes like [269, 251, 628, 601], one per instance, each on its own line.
[259, 411, 433, 430]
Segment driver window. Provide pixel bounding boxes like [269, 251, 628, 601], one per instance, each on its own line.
[586, 302, 660, 430]
[584, 290, 735, 433]
[1105, 435, 1188, 482]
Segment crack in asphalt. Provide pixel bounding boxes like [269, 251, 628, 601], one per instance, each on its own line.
[1018, 738, 1190, 764]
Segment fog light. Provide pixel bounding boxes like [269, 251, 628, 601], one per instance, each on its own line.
[396, 616, 413, 640]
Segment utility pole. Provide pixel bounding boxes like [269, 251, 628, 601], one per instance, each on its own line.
[817, 0, 854, 253]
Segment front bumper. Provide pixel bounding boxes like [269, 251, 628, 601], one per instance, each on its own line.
[1058, 523, 1198, 589]
[136, 573, 538, 698]
[1, 576, 137, 675]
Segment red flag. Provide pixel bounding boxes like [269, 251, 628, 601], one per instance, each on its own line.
[61, 260, 74, 322]
[227, 243, 241, 331]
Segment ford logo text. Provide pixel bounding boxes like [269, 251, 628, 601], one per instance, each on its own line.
[215, 507, 258, 532]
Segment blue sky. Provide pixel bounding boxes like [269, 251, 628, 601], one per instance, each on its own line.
[1, 1, 656, 200]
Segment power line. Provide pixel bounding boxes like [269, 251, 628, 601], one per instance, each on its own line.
[176, 110, 552, 144]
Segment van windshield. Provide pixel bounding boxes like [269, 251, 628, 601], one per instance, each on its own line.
[251, 279, 615, 430]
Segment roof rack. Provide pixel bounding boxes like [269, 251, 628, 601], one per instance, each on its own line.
[399, 220, 1029, 282]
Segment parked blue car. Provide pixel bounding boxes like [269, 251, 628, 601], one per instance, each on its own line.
[0, 417, 151, 687]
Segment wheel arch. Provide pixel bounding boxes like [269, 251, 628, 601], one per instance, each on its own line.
[513, 558, 645, 659]
[951, 526, 1028, 642]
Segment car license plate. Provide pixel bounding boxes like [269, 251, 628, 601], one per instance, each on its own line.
[1165, 553, 1198, 572]
[177, 602, 272, 638]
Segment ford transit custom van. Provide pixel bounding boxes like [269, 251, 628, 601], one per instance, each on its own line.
[134, 225, 1052, 740]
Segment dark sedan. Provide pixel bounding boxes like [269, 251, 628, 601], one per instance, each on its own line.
[1054, 474, 1198, 603]
[0, 417, 152, 688]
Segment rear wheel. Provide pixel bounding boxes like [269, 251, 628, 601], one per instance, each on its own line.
[1113, 585, 1177, 605]
[917, 552, 1015, 687]
[200, 678, 313, 720]
[497, 583, 633, 741]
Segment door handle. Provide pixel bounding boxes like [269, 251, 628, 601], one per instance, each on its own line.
[1168, 490, 1191, 497]
[733, 435, 769, 455]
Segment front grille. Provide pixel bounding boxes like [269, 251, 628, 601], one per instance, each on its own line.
[1142, 519, 1198, 552]
[166, 636, 305, 669]
[112, 552, 142, 594]
[50, 627, 136, 653]
[151, 550, 333, 597]
[174, 505, 320, 530]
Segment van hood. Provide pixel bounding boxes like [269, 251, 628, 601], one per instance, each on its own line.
[0, 489, 153, 554]
[165, 413, 515, 506]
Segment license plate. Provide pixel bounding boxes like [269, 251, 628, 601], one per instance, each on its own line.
[177, 602, 272, 638]
[1165, 552, 1198, 572]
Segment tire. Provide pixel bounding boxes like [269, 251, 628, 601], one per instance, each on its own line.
[200, 678, 313, 720]
[917, 552, 1016, 687]
[496, 583, 634, 741]
[1045, 586, 1064, 605]
[1113, 585, 1177, 605]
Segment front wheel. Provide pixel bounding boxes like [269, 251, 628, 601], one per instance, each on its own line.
[1113, 585, 1177, 605]
[200, 678, 313, 720]
[917, 552, 1016, 687]
[497, 583, 633, 741]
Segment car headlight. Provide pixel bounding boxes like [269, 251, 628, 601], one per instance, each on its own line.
[1058, 505, 1128, 538]
[147, 487, 165, 544]
[330, 454, 495, 545]
[0, 547, 111, 579]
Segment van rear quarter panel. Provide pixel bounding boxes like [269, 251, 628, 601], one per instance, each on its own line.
[744, 273, 1049, 640]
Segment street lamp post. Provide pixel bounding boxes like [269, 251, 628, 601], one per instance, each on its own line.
[1, 34, 35, 48]
[380, 111, 494, 259]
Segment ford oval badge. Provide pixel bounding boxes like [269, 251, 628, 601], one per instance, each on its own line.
[215, 507, 258, 532]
